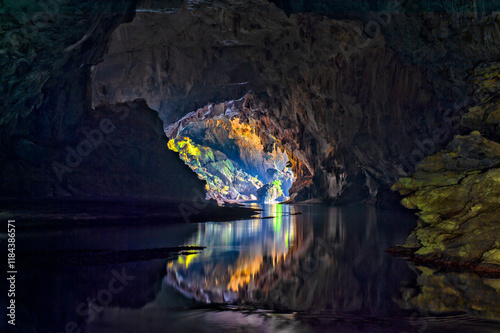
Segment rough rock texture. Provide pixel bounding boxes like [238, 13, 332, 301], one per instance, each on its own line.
[92, 0, 500, 204]
[166, 94, 295, 201]
[2, 1, 500, 205]
[0, 0, 137, 132]
[1, 0, 136, 198]
[0, 0, 212, 202]
[256, 181, 284, 203]
[392, 62, 500, 272]
[393, 132, 500, 269]
[462, 62, 500, 141]
[1, 99, 207, 201]
[168, 135, 264, 201]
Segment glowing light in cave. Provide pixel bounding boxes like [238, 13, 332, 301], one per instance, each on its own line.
[167, 113, 295, 203]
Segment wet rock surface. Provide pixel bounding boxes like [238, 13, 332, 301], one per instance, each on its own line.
[92, 0, 500, 204]
[1, 1, 500, 207]
[392, 62, 500, 273]
[166, 95, 295, 202]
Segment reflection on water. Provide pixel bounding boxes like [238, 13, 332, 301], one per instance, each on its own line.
[166, 204, 298, 302]
[164, 204, 500, 330]
[165, 204, 413, 317]
[6, 204, 500, 333]
[400, 264, 500, 319]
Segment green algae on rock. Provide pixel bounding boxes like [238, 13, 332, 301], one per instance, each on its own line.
[392, 62, 500, 273]
[168, 135, 264, 202]
[392, 132, 500, 270]
[166, 97, 295, 203]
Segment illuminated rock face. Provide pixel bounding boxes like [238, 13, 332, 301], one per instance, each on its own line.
[393, 62, 500, 272]
[168, 135, 265, 201]
[166, 95, 294, 202]
[2, 0, 500, 207]
[256, 181, 284, 203]
[92, 0, 500, 204]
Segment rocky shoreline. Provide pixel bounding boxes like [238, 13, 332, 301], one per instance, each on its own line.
[391, 62, 500, 274]
[386, 246, 500, 278]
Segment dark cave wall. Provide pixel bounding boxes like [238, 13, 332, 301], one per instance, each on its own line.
[1, 0, 499, 205]
[271, 0, 499, 17]
[92, 0, 500, 203]
[1, 0, 137, 134]
[0, 0, 207, 201]
[2, 99, 207, 200]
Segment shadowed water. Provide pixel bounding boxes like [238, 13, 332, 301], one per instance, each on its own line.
[2, 204, 500, 332]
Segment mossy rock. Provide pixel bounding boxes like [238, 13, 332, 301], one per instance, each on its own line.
[394, 131, 500, 267]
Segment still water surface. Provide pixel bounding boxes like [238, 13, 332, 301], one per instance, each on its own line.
[4, 204, 500, 332]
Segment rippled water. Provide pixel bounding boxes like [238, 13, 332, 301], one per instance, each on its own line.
[3, 204, 500, 332]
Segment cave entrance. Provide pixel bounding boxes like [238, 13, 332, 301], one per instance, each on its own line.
[165, 95, 295, 204]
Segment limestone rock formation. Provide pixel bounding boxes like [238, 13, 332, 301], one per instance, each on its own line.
[92, 0, 500, 204]
[462, 62, 500, 141]
[393, 132, 500, 269]
[0, 0, 137, 134]
[256, 181, 284, 203]
[168, 135, 263, 202]
[1, 99, 207, 202]
[0, 1, 209, 203]
[392, 62, 500, 273]
[166, 95, 295, 202]
[2, 0, 500, 208]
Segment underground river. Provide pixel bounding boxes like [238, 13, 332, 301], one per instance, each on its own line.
[3, 204, 500, 333]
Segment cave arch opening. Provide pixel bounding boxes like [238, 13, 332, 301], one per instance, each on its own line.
[88, 2, 320, 204]
[165, 94, 296, 204]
